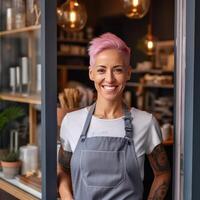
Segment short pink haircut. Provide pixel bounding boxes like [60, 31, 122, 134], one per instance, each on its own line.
[88, 32, 131, 66]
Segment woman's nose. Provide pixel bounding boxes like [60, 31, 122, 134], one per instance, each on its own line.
[105, 71, 115, 83]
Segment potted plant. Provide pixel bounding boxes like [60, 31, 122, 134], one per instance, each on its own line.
[1, 151, 21, 179]
[0, 106, 24, 148]
[0, 106, 24, 170]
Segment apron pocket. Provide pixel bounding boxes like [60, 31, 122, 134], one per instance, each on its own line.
[80, 150, 125, 188]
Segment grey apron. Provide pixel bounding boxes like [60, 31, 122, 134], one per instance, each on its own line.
[70, 103, 143, 200]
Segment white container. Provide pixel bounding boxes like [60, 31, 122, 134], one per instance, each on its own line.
[36, 64, 41, 92]
[21, 57, 29, 85]
[9, 67, 16, 87]
[19, 145, 38, 175]
[6, 8, 13, 30]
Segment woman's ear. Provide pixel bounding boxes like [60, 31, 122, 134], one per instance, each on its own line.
[126, 66, 132, 81]
[89, 66, 94, 81]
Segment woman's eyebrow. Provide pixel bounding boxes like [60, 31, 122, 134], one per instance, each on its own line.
[113, 65, 124, 68]
[95, 65, 106, 68]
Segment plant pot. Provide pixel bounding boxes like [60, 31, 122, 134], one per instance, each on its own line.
[0, 149, 9, 170]
[1, 161, 21, 179]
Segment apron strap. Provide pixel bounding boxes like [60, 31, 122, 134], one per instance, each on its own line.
[123, 104, 134, 140]
[80, 103, 96, 141]
[80, 102, 134, 141]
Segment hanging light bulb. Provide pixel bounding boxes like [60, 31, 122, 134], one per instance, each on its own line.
[123, 0, 151, 19]
[58, 0, 87, 32]
[144, 24, 157, 55]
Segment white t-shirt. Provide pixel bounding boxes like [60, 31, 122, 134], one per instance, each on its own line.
[60, 107, 162, 180]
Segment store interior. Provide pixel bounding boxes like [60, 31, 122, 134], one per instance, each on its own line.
[0, 0, 174, 199]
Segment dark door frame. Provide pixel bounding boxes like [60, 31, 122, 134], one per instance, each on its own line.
[41, 0, 57, 200]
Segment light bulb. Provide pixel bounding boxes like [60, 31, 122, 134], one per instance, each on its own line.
[144, 34, 157, 56]
[123, 0, 150, 19]
[59, 0, 87, 32]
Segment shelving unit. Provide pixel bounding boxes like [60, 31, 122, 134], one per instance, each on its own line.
[0, 92, 41, 104]
[0, 20, 42, 200]
[131, 69, 173, 74]
[57, 31, 90, 92]
[126, 82, 174, 89]
[57, 38, 89, 44]
[58, 64, 88, 71]
[0, 24, 41, 145]
[57, 52, 88, 57]
[0, 25, 41, 36]
[0, 173, 41, 200]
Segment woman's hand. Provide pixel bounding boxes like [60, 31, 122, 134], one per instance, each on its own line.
[147, 144, 171, 200]
[58, 179, 74, 200]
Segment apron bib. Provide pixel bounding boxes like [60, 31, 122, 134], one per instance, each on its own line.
[70, 103, 143, 200]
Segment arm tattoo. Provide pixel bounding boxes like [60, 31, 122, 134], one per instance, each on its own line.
[58, 145, 72, 172]
[152, 182, 169, 200]
[148, 144, 171, 200]
[149, 144, 170, 173]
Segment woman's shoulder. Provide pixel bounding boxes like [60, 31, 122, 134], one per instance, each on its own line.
[130, 107, 153, 124]
[62, 107, 88, 124]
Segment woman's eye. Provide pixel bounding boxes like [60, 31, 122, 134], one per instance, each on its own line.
[114, 68, 123, 73]
[97, 69, 105, 73]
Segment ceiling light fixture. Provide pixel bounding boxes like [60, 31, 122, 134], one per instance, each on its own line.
[123, 0, 151, 19]
[57, 0, 87, 32]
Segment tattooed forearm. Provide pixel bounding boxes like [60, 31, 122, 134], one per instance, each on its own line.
[149, 144, 170, 173]
[147, 144, 171, 200]
[151, 182, 169, 200]
[58, 146, 72, 172]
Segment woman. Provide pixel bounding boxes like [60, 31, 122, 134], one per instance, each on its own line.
[57, 33, 171, 200]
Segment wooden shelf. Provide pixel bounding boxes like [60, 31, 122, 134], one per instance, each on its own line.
[0, 92, 41, 105]
[0, 177, 40, 200]
[57, 38, 89, 44]
[57, 52, 88, 57]
[126, 82, 174, 89]
[132, 69, 174, 74]
[0, 25, 41, 36]
[58, 65, 88, 70]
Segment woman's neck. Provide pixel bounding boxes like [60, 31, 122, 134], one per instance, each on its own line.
[94, 98, 124, 119]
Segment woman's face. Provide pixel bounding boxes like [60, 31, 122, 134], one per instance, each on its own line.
[89, 49, 131, 102]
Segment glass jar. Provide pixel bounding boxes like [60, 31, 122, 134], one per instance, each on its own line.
[12, 0, 26, 29]
[26, 0, 35, 26]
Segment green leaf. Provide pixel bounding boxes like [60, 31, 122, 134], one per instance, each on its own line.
[0, 106, 25, 133]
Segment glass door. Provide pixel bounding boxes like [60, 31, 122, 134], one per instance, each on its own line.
[0, 1, 57, 199]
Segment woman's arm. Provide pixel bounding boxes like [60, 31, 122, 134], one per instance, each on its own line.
[147, 144, 171, 200]
[57, 146, 73, 200]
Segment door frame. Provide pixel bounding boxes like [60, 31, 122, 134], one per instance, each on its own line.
[41, 1, 57, 200]
[175, 0, 200, 199]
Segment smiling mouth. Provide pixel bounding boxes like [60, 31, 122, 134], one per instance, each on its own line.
[102, 85, 118, 92]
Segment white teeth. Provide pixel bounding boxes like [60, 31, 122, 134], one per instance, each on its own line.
[103, 86, 116, 91]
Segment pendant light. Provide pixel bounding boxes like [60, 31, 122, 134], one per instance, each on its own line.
[123, 0, 151, 19]
[143, 3, 157, 56]
[144, 24, 157, 56]
[57, 0, 87, 32]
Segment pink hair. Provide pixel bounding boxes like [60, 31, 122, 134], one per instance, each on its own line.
[88, 32, 131, 66]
